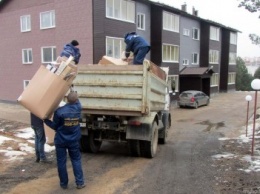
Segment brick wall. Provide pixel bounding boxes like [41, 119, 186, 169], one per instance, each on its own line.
[0, 0, 93, 101]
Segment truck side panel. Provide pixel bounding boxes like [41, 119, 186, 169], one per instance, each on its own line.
[73, 62, 167, 116]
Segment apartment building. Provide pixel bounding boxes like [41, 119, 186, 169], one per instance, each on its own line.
[0, 0, 239, 102]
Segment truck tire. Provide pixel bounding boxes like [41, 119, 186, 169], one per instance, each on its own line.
[127, 140, 141, 157]
[80, 132, 102, 153]
[158, 113, 170, 144]
[140, 121, 158, 158]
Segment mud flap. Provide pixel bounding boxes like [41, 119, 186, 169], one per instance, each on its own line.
[126, 112, 157, 141]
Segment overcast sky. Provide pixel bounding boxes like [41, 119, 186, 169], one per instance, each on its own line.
[150, 0, 260, 58]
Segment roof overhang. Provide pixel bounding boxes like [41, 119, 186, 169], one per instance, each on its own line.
[179, 66, 214, 78]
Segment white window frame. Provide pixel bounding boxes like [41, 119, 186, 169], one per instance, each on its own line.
[192, 53, 199, 65]
[211, 73, 219, 87]
[228, 72, 236, 84]
[20, 15, 31, 32]
[106, 36, 126, 59]
[209, 50, 219, 64]
[229, 52, 237, 65]
[41, 46, 57, 63]
[106, 0, 135, 23]
[22, 48, 33, 64]
[163, 11, 179, 33]
[192, 28, 199, 40]
[23, 80, 30, 89]
[183, 59, 189, 65]
[230, 32, 237, 45]
[162, 44, 179, 63]
[137, 13, 145, 30]
[40, 10, 55, 29]
[210, 26, 220, 41]
[169, 75, 179, 92]
[183, 28, 190, 36]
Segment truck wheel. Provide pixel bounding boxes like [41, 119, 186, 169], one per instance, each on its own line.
[127, 140, 141, 157]
[80, 132, 102, 153]
[140, 121, 158, 158]
[159, 113, 169, 144]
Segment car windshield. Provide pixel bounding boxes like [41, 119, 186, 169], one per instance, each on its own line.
[180, 92, 193, 98]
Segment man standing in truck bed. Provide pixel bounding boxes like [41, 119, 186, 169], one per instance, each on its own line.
[123, 32, 150, 65]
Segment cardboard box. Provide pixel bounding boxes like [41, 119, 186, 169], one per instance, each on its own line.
[43, 100, 67, 145]
[17, 65, 76, 119]
[98, 55, 128, 65]
[143, 60, 167, 80]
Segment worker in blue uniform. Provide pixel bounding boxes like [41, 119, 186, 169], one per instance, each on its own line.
[123, 32, 150, 65]
[60, 40, 81, 64]
[44, 91, 85, 190]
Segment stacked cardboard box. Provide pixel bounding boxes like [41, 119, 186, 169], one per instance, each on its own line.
[98, 55, 129, 65]
[98, 56, 166, 80]
[17, 56, 77, 119]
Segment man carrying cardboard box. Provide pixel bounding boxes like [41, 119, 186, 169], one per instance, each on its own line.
[123, 32, 150, 65]
[44, 91, 85, 190]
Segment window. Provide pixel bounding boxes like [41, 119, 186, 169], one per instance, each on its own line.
[192, 53, 199, 64]
[40, 10, 55, 29]
[20, 15, 31, 32]
[41, 46, 56, 63]
[229, 52, 237, 65]
[209, 50, 219, 64]
[137, 13, 145, 30]
[162, 44, 179, 62]
[183, 59, 189, 65]
[230, 32, 237, 45]
[106, 0, 135, 23]
[23, 80, 30, 89]
[169, 75, 179, 92]
[22, 49, 33, 64]
[106, 36, 126, 59]
[163, 11, 179, 32]
[183, 29, 190, 36]
[228, 73, 236, 84]
[211, 73, 219, 86]
[210, 26, 220, 41]
[192, 28, 199, 40]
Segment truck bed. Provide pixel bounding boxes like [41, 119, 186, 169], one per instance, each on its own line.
[73, 61, 167, 116]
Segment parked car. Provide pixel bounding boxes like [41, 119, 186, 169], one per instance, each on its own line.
[177, 90, 210, 109]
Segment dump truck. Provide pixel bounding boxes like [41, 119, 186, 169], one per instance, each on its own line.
[73, 60, 171, 158]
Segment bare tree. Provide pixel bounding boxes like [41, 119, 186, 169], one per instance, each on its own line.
[238, 0, 260, 45]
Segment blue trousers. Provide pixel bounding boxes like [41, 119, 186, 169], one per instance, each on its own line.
[133, 46, 150, 65]
[55, 141, 84, 187]
[32, 126, 46, 160]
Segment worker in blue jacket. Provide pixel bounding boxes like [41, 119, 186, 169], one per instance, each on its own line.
[44, 91, 85, 190]
[60, 40, 81, 64]
[123, 32, 150, 65]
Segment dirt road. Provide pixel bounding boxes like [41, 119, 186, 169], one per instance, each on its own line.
[0, 91, 260, 194]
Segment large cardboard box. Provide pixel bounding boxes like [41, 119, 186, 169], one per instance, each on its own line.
[17, 65, 76, 119]
[98, 55, 128, 65]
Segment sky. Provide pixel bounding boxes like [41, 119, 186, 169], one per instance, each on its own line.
[150, 0, 260, 58]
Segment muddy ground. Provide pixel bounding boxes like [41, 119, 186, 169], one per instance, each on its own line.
[0, 92, 260, 194]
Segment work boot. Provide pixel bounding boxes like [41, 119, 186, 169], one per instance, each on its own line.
[40, 159, 52, 164]
[61, 185, 68, 189]
[76, 184, 86, 189]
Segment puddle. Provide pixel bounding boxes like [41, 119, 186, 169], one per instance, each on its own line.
[197, 120, 225, 132]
